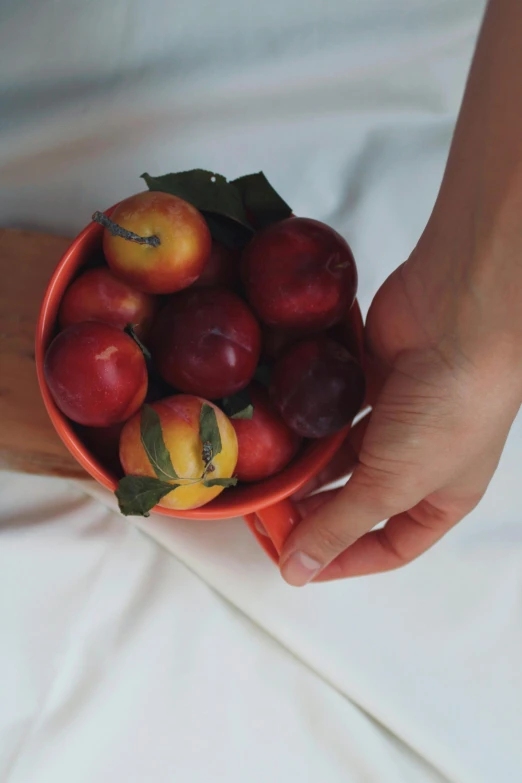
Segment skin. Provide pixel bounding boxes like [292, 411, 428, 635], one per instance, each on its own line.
[119, 395, 238, 510]
[280, 0, 522, 585]
[103, 191, 211, 294]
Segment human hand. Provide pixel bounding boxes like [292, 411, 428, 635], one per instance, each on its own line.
[278, 0, 522, 585]
[280, 241, 522, 586]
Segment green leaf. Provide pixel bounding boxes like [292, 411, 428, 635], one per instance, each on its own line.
[199, 403, 222, 461]
[221, 389, 254, 420]
[141, 170, 252, 229]
[115, 475, 177, 517]
[231, 172, 292, 228]
[231, 405, 253, 420]
[202, 213, 253, 249]
[124, 323, 151, 361]
[202, 477, 238, 488]
[140, 405, 179, 480]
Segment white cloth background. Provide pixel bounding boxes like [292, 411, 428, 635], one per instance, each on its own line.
[2, 0, 522, 781]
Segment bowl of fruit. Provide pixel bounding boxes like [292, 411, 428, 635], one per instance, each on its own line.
[35, 170, 366, 562]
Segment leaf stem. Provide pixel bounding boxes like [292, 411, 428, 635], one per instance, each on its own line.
[165, 472, 212, 488]
[92, 211, 161, 248]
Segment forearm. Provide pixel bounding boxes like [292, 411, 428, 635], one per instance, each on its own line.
[413, 0, 522, 368]
[439, 0, 522, 238]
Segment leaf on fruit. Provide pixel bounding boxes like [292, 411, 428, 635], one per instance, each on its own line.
[202, 477, 238, 489]
[124, 323, 151, 360]
[140, 405, 179, 480]
[231, 172, 292, 228]
[199, 403, 222, 462]
[221, 389, 254, 420]
[141, 170, 252, 229]
[115, 475, 177, 517]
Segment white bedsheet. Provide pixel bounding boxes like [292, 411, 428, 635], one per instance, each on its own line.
[2, 0, 522, 780]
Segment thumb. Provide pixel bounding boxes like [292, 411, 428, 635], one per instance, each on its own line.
[279, 363, 459, 585]
[279, 462, 423, 587]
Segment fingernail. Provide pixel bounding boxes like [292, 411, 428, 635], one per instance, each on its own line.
[280, 551, 322, 587]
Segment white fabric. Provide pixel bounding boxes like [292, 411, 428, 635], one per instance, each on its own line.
[3, 0, 522, 781]
[0, 474, 446, 783]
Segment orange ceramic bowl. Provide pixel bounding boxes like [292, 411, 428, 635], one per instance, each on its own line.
[35, 209, 365, 562]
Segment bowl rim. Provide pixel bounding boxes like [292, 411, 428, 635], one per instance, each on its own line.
[35, 209, 365, 519]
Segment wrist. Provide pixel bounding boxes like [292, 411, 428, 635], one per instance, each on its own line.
[404, 213, 522, 390]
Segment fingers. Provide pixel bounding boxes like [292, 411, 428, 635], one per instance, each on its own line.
[295, 488, 341, 517]
[314, 502, 458, 580]
[281, 484, 462, 585]
[279, 460, 423, 586]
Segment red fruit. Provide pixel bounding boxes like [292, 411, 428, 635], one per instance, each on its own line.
[44, 322, 147, 426]
[327, 318, 363, 364]
[230, 383, 301, 482]
[102, 191, 211, 294]
[152, 288, 261, 399]
[193, 241, 240, 289]
[59, 267, 157, 339]
[242, 217, 357, 330]
[270, 338, 365, 438]
[261, 324, 317, 363]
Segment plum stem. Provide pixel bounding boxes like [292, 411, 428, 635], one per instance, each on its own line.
[92, 211, 161, 248]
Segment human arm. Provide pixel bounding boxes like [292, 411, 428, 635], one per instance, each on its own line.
[280, 0, 522, 585]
